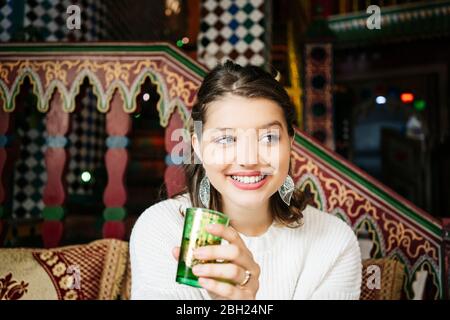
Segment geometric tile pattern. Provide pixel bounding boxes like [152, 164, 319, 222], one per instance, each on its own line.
[12, 113, 47, 219]
[24, 0, 109, 41]
[304, 43, 335, 150]
[9, 0, 109, 219]
[0, 2, 13, 42]
[197, 0, 268, 69]
[66, 88, 106, 195]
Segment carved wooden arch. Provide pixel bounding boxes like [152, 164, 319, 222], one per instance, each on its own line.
[291, 130, 445, 299]
[0, 43, 207, 248]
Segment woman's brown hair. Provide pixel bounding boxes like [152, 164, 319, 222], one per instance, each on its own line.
[172, 60, 308, 228]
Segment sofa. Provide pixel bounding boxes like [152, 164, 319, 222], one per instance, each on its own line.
[0, 238, 406, 300]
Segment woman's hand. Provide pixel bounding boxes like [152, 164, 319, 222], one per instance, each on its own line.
[172, 223, 260, 300]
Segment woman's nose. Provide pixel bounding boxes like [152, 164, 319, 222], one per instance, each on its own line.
[236, 135, 258, 165]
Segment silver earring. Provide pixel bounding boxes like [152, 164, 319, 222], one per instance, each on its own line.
[278, 175, 295, 206]
[199, 174, 210, 208]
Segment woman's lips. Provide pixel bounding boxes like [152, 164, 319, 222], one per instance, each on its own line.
[227, 175, 269, 190]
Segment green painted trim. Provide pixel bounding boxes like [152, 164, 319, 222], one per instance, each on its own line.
[103, 207, 127, 221]
[42, 206, 65, 221]
[327, 1, 450, 44]
[354, 219, 384, 259]
[294, 133, 442, 236]
[0, 43, 207, 78]
[328, 1, 450, 23]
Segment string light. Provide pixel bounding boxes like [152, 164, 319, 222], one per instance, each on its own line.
[81, 171, 91, 183]
[376, 96, 386, 104]
[414, 99, 426, 111]
[165, 0, 181, 16]
[400, 93, 414, 103]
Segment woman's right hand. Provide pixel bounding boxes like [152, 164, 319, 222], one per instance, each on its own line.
[172, 246, 221, 300]
[172, 247, 180, 260]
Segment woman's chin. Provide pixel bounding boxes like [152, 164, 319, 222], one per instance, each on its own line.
[225, 189, 271, 208]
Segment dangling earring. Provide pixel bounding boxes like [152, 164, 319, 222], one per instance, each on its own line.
[278, 175, 295, 206]
[199, 174, 210, 208]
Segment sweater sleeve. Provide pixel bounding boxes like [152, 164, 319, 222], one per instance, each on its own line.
[310, 221, 362, 300]
[129, 199, 210, 300]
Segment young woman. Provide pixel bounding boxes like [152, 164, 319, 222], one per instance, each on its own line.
[130, 61, 362, 300]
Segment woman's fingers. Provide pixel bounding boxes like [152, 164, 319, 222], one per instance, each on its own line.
[206, 224, 245, 247]
[192, 263, 247, 285]
[172, 246, 180, 261]
[198, 277, 252, 300]
[193, 244, 255, 272]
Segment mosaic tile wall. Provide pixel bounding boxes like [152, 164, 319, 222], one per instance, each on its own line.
[197, 0, 271, 69]
[2, 0, 111, 219]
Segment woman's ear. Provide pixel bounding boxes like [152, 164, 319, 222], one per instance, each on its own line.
[192, 133, 202, 162]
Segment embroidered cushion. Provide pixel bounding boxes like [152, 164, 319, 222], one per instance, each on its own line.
[0, 239, 128, 300]
[360, 258, 405, 300]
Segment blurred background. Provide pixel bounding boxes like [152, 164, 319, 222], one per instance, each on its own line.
[0, 0, 449, 248]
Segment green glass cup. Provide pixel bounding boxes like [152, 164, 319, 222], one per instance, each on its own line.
[176, 207, 230, 288]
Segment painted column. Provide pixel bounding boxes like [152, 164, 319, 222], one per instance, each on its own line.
[102, 91, 130, 239]
[164, 111, 187, 197]
[42, 91, 69, 248]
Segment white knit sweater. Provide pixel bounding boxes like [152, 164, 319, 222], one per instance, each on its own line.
[130, 194, 362, 300]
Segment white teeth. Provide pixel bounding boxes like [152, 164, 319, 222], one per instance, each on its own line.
[230, 175, 265, 184]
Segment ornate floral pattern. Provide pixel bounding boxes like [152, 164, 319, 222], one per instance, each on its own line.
[291, 133, 444, 299]
[0, 51, 203, 128]
[0, 273, 29, 300]
[33, 250, 84, 300]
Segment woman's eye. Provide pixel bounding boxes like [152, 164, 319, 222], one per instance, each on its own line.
[261, 134, 280, 144]
[215, 136, 235, 144]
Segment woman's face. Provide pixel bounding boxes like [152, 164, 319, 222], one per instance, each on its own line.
[192, 94, 293, 209]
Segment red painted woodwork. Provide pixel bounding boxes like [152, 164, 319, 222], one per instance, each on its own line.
[42, 220, 63, 249]
[42, 92, 69, 247]
[103, 149, 128, 207]
[102, 221, 126, 239]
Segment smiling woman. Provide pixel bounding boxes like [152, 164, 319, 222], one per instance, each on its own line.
[130, 61, 362, 300]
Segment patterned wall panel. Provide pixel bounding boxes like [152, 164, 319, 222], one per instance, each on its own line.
[0, 1, 13, 42]
[304, 43, 334, 150]
[5, 0, 110, 220]
[24, 0, 109, 41]
[11, 111, 47, 220]
[197, 0, 269, 69]
[291, 130, 444, 299]
[66, 89, 106, 195]
[0, 43, 206, 247]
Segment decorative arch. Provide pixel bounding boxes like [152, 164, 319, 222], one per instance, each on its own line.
[0, 68, 45, 111]
[0, 43, 207, 248]
[331, 207, 352, 226]
[291, 129, 445, 299]
[387, 248, 440, 300]
[410, 256, 441, 300]
[354, 214, 386, 259]
[296, 173, 327, 211]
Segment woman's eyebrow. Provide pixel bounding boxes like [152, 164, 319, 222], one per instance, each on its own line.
[257, 121, 283, 129]
[215, 121, 283, 131]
